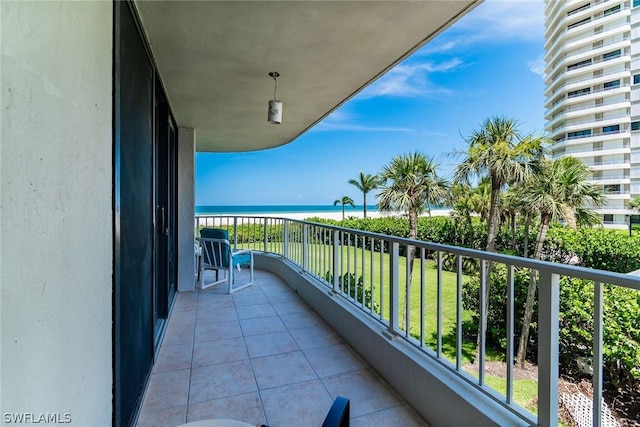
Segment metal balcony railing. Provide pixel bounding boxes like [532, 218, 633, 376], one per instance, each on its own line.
[195, 215, 640, 427]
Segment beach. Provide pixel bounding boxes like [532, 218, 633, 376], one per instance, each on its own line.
[227, 209, 452, 221]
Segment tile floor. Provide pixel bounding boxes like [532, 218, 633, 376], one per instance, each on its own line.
[136, 268, 429, 427]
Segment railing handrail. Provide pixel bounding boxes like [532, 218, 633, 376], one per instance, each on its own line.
[196, 214, 640, 290]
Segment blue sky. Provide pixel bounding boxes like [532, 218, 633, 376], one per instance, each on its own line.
[196, 0, 546, 206]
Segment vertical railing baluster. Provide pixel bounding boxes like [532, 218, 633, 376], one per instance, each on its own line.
[437, 251, 442, 358]
[332, 230, 340, 293]
[361, 237, 365, 308]
[302, 223, 309, 272]
[283, 221, 289, 260]
[593, 281, 604, 427]
[380, 239, 385, 321]
[389, 241, 399, 334]
[506, 264, 515, 404]
[479, 259, 487, 386]
[369, 237, 374, 314]
[405, 244, 410, 336]
[347, 233, 351, 299]
[420, 248, 426, 348]
[264, 217, 269, 253]
[456, 255, 463, 371]
[538, 269, 560, 427]
[233, 217, 238, 250]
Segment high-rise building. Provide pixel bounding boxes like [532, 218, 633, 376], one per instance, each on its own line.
[544, 0, 640, 227]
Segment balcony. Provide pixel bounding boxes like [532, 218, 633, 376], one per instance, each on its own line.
[136, 269, 425, 426]
[136, 216, 640, 426]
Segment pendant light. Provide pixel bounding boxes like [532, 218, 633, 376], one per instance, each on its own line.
[267, 72, 282, 124]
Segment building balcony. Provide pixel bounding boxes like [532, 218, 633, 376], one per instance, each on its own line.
[545, 9, 630, 56]
[544, 37, 630, 82]
[545, 97, 630, 125]
[135, 215, 640, 426]
[136, 268, 426, 426]
[587, 176, 631, 185]
[585, 160, 630, 170]
[552, 129, 630, 150]
[544, 0, 623, 44]
[545, 64, 630, 99]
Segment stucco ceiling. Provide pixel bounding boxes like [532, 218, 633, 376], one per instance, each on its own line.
[135, 1, 480, 153]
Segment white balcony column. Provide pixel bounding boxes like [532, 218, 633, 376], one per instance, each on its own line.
[537, 269, 560, 427]
[178, 126, 196, 292]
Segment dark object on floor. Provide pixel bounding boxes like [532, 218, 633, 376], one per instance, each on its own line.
[322, 396, 350, 427]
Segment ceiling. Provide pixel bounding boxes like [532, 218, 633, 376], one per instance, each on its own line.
[135, 1, 481, 153]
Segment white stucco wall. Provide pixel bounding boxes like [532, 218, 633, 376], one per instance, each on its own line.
[177, 127, 196, 292]
[1, 2, 113, 424]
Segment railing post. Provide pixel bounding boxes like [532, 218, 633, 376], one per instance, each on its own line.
[283, 221, 289, 259]
[389, 241, 399, 334]
[263, 217, 269, 253]
[233, 217, 238, 250]
[538, 269, 560, 427]
[302, 223, 309, 272]
[593, 281, 604, 427]
[332, 230, 340, 292]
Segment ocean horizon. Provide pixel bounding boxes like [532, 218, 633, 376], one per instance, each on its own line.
[195, 204, 448, 215]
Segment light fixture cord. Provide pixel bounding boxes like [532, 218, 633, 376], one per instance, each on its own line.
[273, 76, 278, 101]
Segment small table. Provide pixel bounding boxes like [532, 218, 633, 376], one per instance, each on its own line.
[176, 419, 255, 427]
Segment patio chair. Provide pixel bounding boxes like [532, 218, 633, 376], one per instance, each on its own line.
[322, 396, 350, 427]
[197, 228, 254, 294]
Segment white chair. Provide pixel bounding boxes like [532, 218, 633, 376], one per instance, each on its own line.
[197, 229, 253, 294]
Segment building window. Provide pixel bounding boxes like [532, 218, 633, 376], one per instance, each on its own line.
[604, 185, 620, 194]
[632, 121, 640, 131]
[634, 74, 640, 85]
[568, 129, 592, 138]
[568, 59, 592, 71]
[568, 4, 590, 15]
[603, 80, 620, 89]
[604, 5, 621, 16]
[603, 49, 622, 61]
[603, 124, 620, 133]
[568, 87, 591, 97]
[568, 17, 591, 30]
[603, 214, 614, 223]
[635, 0, 640, 7]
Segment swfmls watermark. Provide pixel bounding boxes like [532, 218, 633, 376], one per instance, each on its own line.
[3, 412, 72, 424]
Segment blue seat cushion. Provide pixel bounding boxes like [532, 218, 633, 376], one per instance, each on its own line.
[232, 252, 251, 267]
[200, 228, 230, 267]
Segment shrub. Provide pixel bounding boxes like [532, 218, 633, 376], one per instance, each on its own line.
[559, 277, 640, 387]
[324, 271, 379, 313]
[546, 227, 640, 273]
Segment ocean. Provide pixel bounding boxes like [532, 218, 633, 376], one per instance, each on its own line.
[195, 205, 447, 215]
[195, 205, 373, 215]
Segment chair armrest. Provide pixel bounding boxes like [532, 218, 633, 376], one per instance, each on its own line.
[231, 249, 253, 256]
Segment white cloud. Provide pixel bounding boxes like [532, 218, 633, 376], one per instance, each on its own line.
[527, 57, 545, 76]
[455, 0, 545, 43]
[312, 110, 443, 136]
[358, 58, 464, 99]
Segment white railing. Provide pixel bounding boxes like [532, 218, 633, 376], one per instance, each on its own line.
[195, 215, 640, 427]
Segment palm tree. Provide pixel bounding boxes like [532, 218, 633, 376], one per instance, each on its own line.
[453, 117, 546, 253]
[514, 156, 604, 366]
[333, 196, 355, 220]
[629, 196, 640, 212]
[348, 172, 379, 218]
[453, 116, 546, 361]
[376, 152, 449, 326]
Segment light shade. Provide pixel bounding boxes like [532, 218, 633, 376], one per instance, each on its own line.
[268, 100, 282, 124]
